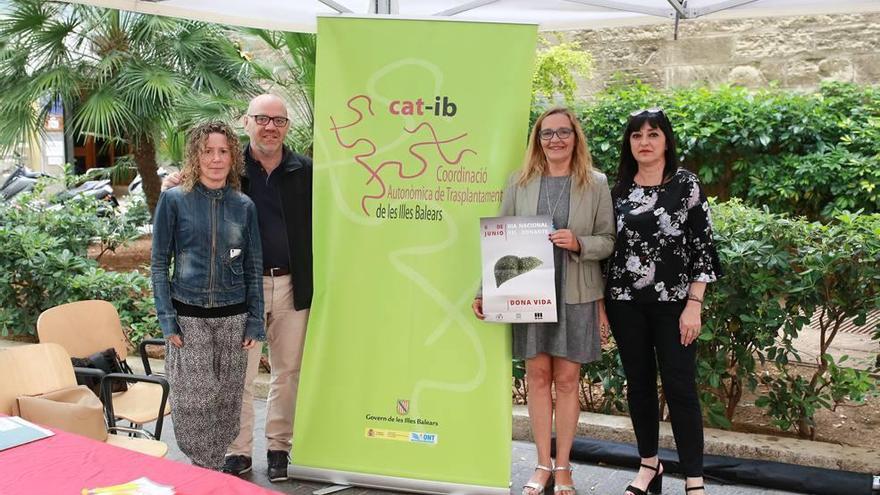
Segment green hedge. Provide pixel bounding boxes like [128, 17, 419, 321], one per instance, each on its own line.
[534, 81, 880, 220]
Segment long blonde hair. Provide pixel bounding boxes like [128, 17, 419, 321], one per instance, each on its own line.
[180, 121, 244, 192]
[518, 107, 594, 187]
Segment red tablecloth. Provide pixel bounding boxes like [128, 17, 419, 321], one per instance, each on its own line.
[0, 425, 282, 495]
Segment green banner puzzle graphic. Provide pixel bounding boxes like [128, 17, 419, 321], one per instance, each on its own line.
[295, 16, 537, 492]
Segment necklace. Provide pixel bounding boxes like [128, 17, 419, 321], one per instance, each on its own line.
[544, 175, 571, 230]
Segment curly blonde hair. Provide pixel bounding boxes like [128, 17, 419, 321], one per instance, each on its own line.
[180, 121, 244, 192]
[518, 107, 594, 188]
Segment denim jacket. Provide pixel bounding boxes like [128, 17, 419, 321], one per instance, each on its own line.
[151, 183, 265, 340]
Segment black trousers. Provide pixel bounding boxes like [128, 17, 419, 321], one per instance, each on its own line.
[606, 300, 704, 477]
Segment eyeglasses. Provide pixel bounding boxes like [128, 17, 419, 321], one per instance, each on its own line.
[539, 127, 574, 141]
[249, 114, 290, 127]
[630, 107, 665, 117]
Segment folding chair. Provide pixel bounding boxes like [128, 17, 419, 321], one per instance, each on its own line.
[36, 300, 170, 440]
[0, 343, 167, 457]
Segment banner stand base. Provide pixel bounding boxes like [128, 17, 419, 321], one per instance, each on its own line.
[290, 465, 510, 495]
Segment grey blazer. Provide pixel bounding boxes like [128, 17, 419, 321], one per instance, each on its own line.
[499, 170, 616, 304]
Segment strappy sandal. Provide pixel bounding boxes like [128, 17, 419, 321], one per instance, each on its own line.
[522, 464, 553, 495]
[552, 464, 576, 494]
[685, 485, 705, 493]
[624, 461, 663, 495]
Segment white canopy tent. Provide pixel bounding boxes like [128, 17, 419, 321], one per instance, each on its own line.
[59, 0, 880, 33]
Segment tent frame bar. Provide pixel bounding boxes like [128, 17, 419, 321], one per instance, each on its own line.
[436, 0, 502, 17]
[318, 0, 353, 14]
[562, 0, 762, 19]
[690, 0, 760, 17]
[665, 0, 688, 18]
[563, 0, 672, 18]
[320, 0, 854, 24]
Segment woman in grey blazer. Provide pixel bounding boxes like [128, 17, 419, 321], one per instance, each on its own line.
[473, 107, 615, 495]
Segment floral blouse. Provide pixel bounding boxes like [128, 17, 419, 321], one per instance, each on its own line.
[606, 169, 722, 302]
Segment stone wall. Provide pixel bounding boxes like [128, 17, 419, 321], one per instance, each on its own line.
[560, 13, 880, 96]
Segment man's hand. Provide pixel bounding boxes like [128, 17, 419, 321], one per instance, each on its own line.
[161, 171, 184, 192]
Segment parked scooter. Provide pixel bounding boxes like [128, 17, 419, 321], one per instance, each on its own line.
[54, 179, 118, 207]
[45, 176, 119, 217]
[1, 163, 120, 215]
[0, 164, 50, 201]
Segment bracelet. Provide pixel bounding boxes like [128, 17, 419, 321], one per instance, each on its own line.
[687, 294, 703, 304]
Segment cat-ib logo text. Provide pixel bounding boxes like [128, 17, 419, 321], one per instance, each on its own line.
[389, 96, 458, 117]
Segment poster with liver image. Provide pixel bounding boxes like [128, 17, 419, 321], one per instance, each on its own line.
[481, 215, 557, 323]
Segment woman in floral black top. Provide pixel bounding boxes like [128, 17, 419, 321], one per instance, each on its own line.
[602, 109, 721, 495]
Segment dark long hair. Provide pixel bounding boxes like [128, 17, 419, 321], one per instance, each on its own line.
[612, 110, 679, 198]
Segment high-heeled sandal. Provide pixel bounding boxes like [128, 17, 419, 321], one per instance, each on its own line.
[522, 464, 553, 495]
[552, 465, 576, 494]
[685, 485, 704, 493]
[624, 461, 663, 495]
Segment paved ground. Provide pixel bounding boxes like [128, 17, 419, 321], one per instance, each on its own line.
[153, 400, 798, 495]
[0, 338, 820, 493]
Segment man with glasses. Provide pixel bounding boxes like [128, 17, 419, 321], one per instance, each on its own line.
[229, 93, 312, 482]
[163, 93, 312, 482]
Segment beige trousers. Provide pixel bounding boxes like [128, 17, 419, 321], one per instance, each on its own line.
[227, 275, 309, 455]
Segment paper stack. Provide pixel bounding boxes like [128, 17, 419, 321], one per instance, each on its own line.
[81, 477, 175, 495]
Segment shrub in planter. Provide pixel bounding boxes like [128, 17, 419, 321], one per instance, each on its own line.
[705, 201, 879, 437]
[0, 192, 159, 347]
[755, 211, 880, 438]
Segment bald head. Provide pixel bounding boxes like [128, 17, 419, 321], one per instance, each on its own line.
[247, 94, 288, 117]
[244, 94, 290, 160]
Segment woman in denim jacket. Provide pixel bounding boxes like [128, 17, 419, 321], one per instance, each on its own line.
[151, 121, 264, 470]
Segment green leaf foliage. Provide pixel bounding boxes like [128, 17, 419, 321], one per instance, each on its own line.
[557, 81, 880, 220]
[532, 39, 593, 106]
[0, 184, 158, 347]
[700, 200, 879, 436]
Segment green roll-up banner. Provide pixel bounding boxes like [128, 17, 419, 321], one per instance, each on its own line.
[294, 16, 537, 493]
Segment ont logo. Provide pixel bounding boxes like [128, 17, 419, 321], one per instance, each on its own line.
[388, 96, 458, 117]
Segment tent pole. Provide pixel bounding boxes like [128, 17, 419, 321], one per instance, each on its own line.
[370, 0, 396, 14]
[674, 10, 680, 39]
[673, 0, 685, 39]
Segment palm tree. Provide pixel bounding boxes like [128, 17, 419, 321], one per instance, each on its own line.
[0, 0, 261, 213]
